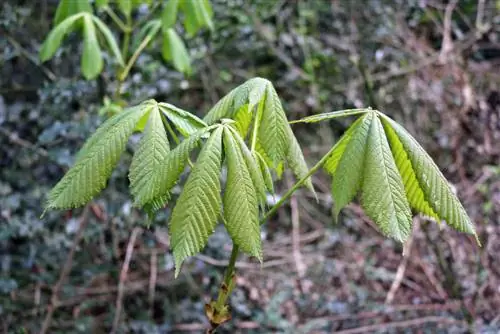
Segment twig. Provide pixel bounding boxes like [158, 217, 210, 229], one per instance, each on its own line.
[111, 227, 142, 334]
[439, 0, 457, 64]
[0, 127, 48, 157]
[40, 206, 91, 334]
[334, 316, 465, 334]
[385, 220, 417, 304]
[148, 248, 158, 318]
[289, 177, 306, 280]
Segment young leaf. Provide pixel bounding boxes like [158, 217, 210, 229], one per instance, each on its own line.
[223, 128, 262, 260]
[159, 103, 207, 136]
[92, 16, 125, 66]
[203, 88, 238, 124]
[54, 0, 91, 25]
[323, 115, 368, 175]
[141, 128, 207, 212]
[285, 125, 315, 197]
[40, 13, 84, 62]
[361, 115, 412, 242]
[162, 28, 191, 75]
[181, 0, 214, 35]
[380, 114, 478, 241]
[46, 105, 151, 210]
[95, 0, 109, 9]
[381, 118, 440, 221]
[290, 109, 369, 124]
[254, 151, 274, 193]
[170, 127, 223, 277]
[129, 104, 170, 208]
[233, 104, 253, 138]
[331, 113, 372, 216]
[82, 15, 103, 80]
[162, 0, 179, 30]
[118, 0, 132, 17]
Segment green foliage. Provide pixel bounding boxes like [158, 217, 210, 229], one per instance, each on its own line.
[54, 0, 91, 25]
[320, 110, 478, 243]
[161, 28, 192, 75]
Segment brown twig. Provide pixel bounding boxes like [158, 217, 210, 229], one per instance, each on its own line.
[111, 227, 142, 334]
[289, 177, 306, 279]
[148, 248, 158, 318]
[40, 206, 91, 334]
[385, 220, 418, 304]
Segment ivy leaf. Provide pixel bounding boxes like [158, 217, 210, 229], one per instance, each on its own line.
[161, 0, 179, 30]
[92, 16, 125, 66]
[380, 114, 479, 242]
[129, 104, 170, 208]
[331, 113, 372, 216]
[40, 13, 84, 62]
[162, 28, 191, 75]
[54, 0, 91, 25]
[170, 127, 223, 277]
[81, 15, 103, 80]
[45, 104, 151, 210]
[223, 128, 262, 260]
[159, 103, 207, 136]
[361, 115, 412, 242]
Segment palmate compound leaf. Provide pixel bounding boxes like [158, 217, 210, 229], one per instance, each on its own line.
[223, 127, 263, 260]
[129, 103, 170, 208]
[331, 112, 372, 217]
[379, 114, 479, 242]
[361, 115, 412, 242]
[170, 126, 224, 277]
[45, 103, 152, 210]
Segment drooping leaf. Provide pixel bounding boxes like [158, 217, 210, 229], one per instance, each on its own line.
[331, 113, 372, 216]
[379, 114, 478, 241]
[323, 115, 368, 175]
[290, 109, 369, 124]
[162, 28, 191, 75]
[233, 104, 253, 138]
[46, 105, 151, 210]
[162, 0, 179, 30]
[54, 0, 91, 25]
[170, 127, 223, 277]
[129, 104, 170, 208]
[361, 115, 412, 242]
[81, 15, 103, 80]
[203, 89, 238, 125]
[141, 128, 208, 212]
[381, 118, 440, 221]
[92, 16, 125, 66]
[40, 13, 84, 62]
[159, 103, 207, 136]
[254, 151, 274, 193]
[227, 126, 267, 208]
[285, 125, 315, 197]
[180, 0, 213, 35]
[223, 128, 262, 260]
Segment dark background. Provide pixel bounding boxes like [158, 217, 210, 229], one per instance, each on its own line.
[1, 0, 499, 333]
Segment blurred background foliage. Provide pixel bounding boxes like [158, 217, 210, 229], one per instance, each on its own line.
[1, 0, 500, 333]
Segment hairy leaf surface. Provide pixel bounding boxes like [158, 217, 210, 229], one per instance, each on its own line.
[380, 114, 478, 241]
[170, 127, 223, 277]
[46, 105, 151, 210]
[223, 128, 262, 260]
[361, 116, 412, 242]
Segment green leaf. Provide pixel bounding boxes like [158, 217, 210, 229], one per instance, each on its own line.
[379, 114, 478, 241]
[285, 125, 315, 197]
[227, 126, 267, 208]
[142, 127, 207, 212]
[203, 88, 238, 125]
[92, 16, 125, 66]
[40, 13, 84, 62]
[331, 113, 372, 216]
[54, 0, 91, 25]
[180, 0, 213, 35]
[361, 115, 412, 242]
[381, 118, 440, 221]
[254, 151, 274, 193]
[258, 84, 288, 167]
[118, 0, 132, 17]
[170, 127, 223, 277]
[162, 0, 179, 30]
[233, 104, 253, 138]
[159, 103, 207, 136]
[46, 104, 151, 210]
[162, 28, 191, 75]
[223, 128, 262, 260]
[95, 0, 109, 9]
[290, 109, 369, 124]
[323, 115, 367, 175]
[81, 14, 103, 80]
[129, 104, 170, 208]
